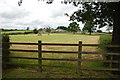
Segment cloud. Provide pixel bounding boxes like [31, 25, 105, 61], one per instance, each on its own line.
[0, 9, 30, 20]
[0, 0, 83, 29]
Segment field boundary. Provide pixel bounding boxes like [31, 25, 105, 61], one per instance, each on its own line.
[3, 41, 120, 73]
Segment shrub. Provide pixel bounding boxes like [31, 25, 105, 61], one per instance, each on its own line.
[97, 30, 102, 33]
[99, 34, 112, 67]
[99, 35, 112, 52]
[33, 29, 38, 34]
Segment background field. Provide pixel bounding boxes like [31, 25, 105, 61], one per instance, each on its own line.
[10, 33, 100, 43]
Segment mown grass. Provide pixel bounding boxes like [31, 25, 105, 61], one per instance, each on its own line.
[9, 33, 99, 44]
[3, 33, 117, 78]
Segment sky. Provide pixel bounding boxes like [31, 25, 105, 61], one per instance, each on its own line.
[0, 0, 84, 30]
[0, 0, 110, 32]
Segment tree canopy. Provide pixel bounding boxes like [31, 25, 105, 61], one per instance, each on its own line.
[56, 26, 67, 30]
[68, 22, 79, 34]
[82, 21, 96, 35]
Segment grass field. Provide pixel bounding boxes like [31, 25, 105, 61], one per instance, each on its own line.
[3, 33, 117, 78]
[2, 30, 32, 34]
[10, 33, 100, 43]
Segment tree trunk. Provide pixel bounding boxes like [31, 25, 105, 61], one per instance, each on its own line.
[89, 29, 92, 35]
[111, 2, 120, 75]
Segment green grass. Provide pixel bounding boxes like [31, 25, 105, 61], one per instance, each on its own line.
[10, 33, 100, 44]
[2, 30, 32, 34]
[3, 33, 117, 78]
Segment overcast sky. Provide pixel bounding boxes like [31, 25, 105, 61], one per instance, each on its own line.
[0, 0, 85, 30]
[0, 0, 110, 32]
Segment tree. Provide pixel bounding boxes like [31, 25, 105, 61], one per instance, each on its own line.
[26, 27, 29, 30]
[46, 27, 51, 35]
[56, 26, 67, 30]
[65, 2, 120, 74]
[38, 28, 43, 36]
[33, 28, 38, 34]
[97, 30, 102, 33]
[82, 21, 95, 35]
[68, 22, 79, 34]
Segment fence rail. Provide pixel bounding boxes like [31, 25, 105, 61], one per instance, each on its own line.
[3, 41, 120, 73]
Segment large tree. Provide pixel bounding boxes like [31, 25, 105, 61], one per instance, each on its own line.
[65, 2, 120, 74]
[65, 2, 120, 46]
[68, 22, 79, 34]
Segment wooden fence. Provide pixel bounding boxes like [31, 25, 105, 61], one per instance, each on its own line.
[3, 41, 120, 73]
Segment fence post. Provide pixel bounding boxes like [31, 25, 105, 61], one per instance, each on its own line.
[77, 41, 82, 74]
[110, 55, 113, 68]
[38, 41, 42, 72]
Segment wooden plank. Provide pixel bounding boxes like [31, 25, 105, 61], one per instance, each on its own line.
[4, 56, 119, 63]
[3, 56, 119, 63]
[82, 52, 120, 55]
[5, 56, 38, 60]
[3, 42, 38, 45]
[82, 44, 99, 46]
[4, 62, 39, 66]
[38, 41, 42, 72]
[9, 49, 38, 52]
[105, 45, 120, 47]
[79, 59, 119, 63]
[42, 58, 77, 61]
[80, 68, 120, 71]
[4, 42, 120, 47]
[42, 43, 78, 46]
[42, 50, 78, 54]
[78, 41, 82, 74]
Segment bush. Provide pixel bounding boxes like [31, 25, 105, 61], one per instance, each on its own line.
[97, 30, 102, 33]
[99, 34, 112, 67]
[2, 34, 11, 69]
[99, 35, 112, 52]
[33, 29, 38, 34]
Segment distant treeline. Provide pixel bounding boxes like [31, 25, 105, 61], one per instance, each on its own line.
[1, 29, 25, 31]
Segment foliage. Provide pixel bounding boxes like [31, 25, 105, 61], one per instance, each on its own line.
[46, 27, 51, 35]
[65, 2, 116, 35]
[33, 28, 38, 34]
[66, 2, 114, 28]
[99, 35, 112, 67]
[26, 27, 29, 30]
[38, 28, 43, 36]
[56, 26, 67, 30]
[97, 30, 102, 33]
[99, 35, 112, 52]
[68, 22, 79, 34]
[82, 21, 96, 35]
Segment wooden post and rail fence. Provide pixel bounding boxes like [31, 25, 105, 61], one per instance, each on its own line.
[2, 41, 120, 73]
